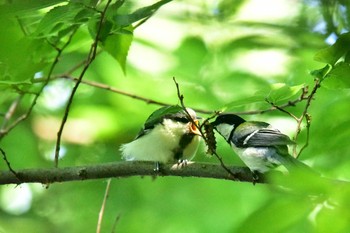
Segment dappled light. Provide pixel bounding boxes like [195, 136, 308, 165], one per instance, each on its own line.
[1, 0, 350, 232]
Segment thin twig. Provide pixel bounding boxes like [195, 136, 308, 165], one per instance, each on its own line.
[297, 113, 311, 158]
[264, 83, 319, 158]
[237, 86, 309, 116]
[66, 50, 103, 75]
[62, 75, 171, 107]
[296, 79, 320, 135]
[0, 95, 23, 130]
[0, 148, 19, 180]
[16, 15, 30, 36]
[173, 77, 239, 180]
[265, 98, 299, 121]
[33, 73, 311, 117]
[93, 78, 308, 116]
[293, 79, 320, 158]
[54, 0, 113, 167]
[111, 214, 120, 233]
[97, 178, 112, 233]
[111, 214, 121, 233]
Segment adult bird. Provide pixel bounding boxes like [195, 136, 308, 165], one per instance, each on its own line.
[120, 105, 201, 166]
[211, 114, 311, 176]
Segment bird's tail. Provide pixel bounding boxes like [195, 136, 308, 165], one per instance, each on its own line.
[277, 152, 319, 176]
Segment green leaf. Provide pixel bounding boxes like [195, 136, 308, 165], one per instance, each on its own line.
[91, 0, 171, 72]
[101, 26, 133, 73]
[314, 32, 350, 65]
[345, 51, 350, 63]
[0, 17, 49, 83]
[217, 0, 246, 20]
[173, 36, 208, 75]
[310, 64, 332, 80]
[323, 62, 350, 89]
[224, 83, 304, 110]
[265, 83, 305, 103]
[33, 2, 95, 38]
[144, 105, 183, 128]
[225, 95, 266, 109]
[113, 0, 172, 26]
[0, 0, 64, 16]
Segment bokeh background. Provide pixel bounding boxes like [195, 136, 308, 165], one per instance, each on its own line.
[1, 0, 350, 232]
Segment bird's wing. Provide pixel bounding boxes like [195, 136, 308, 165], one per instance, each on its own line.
[233, 121, 295, 147]
[233, 122, 318, 176]
[134, 128, 150, 139]
[245, 128, 294, 146]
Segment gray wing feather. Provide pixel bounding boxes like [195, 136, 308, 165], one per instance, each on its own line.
[245, 128, 295, 146]
[234, 121, 295, 147]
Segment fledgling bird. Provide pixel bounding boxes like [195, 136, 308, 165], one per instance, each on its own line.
[120, 105, 201, 165]
[211, 114, 311, 175]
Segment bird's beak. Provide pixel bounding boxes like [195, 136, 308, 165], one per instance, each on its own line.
[190, 119, 201, 136]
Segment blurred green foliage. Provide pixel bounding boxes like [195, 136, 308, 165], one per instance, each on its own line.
[1, 0, 350, 232]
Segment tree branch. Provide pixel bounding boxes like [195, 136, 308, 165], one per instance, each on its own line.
[0, 161, 261, 185]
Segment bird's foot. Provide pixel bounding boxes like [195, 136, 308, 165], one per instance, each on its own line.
[153, 162, 161, 173]
[151, 162, 164, 180]
[252, 171, 261, 185]
[171, 159, 194, 170]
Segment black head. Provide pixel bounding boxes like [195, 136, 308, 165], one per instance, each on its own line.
[211, 114, 246, 127]
[165, 111, 190, 123]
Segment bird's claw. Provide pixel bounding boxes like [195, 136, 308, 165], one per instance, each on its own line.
[153, 162, 161, 172]
[171, 159, 194, 170]
[252, 171, 261, 185]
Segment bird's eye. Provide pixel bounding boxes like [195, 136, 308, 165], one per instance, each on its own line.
[173, 116, 190, 123]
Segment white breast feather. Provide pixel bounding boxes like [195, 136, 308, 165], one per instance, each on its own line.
[120, 119, 199, 163]
[231, 146, 281, 173]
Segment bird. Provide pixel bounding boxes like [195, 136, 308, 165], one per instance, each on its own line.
[120, 105, 201, 166]
[211, 114, 311, 176]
